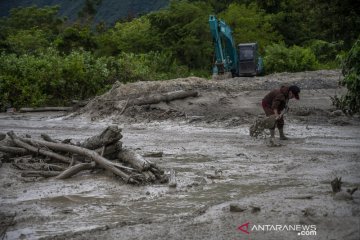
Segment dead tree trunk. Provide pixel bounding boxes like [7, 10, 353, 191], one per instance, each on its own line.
[80, 125, 122, 150]
[7, 131, 137, 184]
[21, 171, 62, 178]
[0, 145, 28, 155]
[128, 90, 198, 107]
[117, 149, 151, 172]
[56, 162, 96, 179]
[40, 134, 59, 143]
[19, 107, 73, 112]
[7, 132, 71, 163]
[94, 142, 122, 158]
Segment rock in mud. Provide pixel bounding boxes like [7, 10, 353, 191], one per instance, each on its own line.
[250, 206, 261, 213]
[302, 208, 316, 217]
[229, 203, 246, 212]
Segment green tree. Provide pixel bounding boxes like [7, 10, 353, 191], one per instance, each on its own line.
[0, 49, 111, 108]
[54, 25, 97, 54]
[5, 29, 50, 54]
[1, 5, 63, 33]
[0, 6, 64, 53]
[307, 0, 360, 49]
[147, 0, 213, 69]
[264, 43, 318, 73]
[95, 16, 159, 56]
[219, 3, 282, 52]
[334, 38, 360, 114]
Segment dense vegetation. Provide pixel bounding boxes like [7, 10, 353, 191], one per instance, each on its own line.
[333, 39, 360, 114]
[0, 0, 359, 109]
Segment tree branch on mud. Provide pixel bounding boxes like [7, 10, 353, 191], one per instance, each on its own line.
[1, 127, 168, 185]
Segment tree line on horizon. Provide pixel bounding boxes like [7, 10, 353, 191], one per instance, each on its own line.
[0, 0, 359, 110]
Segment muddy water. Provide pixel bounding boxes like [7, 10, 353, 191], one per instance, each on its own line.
[0, 113, 359, 239]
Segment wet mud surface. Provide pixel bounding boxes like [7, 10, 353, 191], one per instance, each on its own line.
[0, 112, 359, 240]
[1, 70, 360, 239]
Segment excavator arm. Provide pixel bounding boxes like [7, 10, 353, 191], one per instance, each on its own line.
[209, 15, 238, 76]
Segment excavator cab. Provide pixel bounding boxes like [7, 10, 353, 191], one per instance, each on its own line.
[238, 43, 263, 76]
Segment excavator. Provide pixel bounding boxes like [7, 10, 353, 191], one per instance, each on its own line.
[209, 15, 263, 78]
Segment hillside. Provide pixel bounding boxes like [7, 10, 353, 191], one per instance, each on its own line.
[0, 0, 169, 25]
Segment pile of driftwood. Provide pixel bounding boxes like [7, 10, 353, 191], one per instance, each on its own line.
[0, 126, 168, 184]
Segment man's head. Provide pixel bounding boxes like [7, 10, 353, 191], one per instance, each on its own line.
[289, 85, 300, 100]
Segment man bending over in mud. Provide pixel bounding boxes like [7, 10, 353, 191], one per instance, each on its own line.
[262, 85, 300, 140]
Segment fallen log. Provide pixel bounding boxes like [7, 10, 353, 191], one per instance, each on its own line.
[7, 133, 71, 164]
[81, 125, 122, 150]
[0, 145, 28, 155]
[13, 162, 65, 171]
[40, 134, 59, 143]
[143, 171, 157, 182]
[118, 149, 151, 172]
[128, 90, 198, 107]
[0, 135, 17, 147]
[107, 161, 137, 172]
[0, 133, 5, 141]
[21, 170, 61, 178]
[56, 162, 96, 179]
[72, 100, 89, 107]
[19, 107, 73, 112]
[94, 142, 122, 159]
[8, 131, 137, 184]
[74, 140, 122, 162]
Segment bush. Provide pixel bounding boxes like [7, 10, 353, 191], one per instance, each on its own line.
[264, 43, 318, 73]
[332, 38, 360, 114]
[0, 49, 111, 109]
[306, 39, 343, 63]
[6, 28, 50, 54]
[114, 51, 191, 83]
[0, 49, 195, 109]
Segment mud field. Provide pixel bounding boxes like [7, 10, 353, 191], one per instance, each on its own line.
[0, 70, 359, 240]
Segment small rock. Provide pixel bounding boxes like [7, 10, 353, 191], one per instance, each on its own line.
[251, 206, 261, 213]
[229, 203, 246, 212]
[302, 208, 316, 217]
[309, 157, 319, 162]
[192, 182, 200, 187]
[145, 191, 150, 195]
[61, 209, 73, 214]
